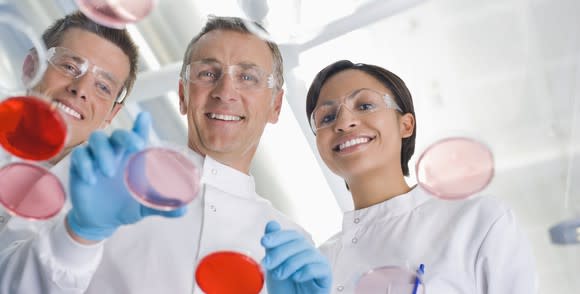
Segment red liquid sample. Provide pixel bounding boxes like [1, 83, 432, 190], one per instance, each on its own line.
[0, 162, 65, 220]
[0, 96, 67, 161]
[195, 251, 264, 294]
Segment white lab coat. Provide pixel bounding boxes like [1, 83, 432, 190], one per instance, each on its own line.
[320, 186, 537, 294]
[0, 152, 308, 294]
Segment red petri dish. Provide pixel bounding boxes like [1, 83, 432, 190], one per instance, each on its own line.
[125, 147, 201, 211]
[416, 137, 494, 200]
[0, 96, 67, 161]
[0, 162, 65, 220]
[76, 0, 157, 29]
[195, 251, 264, 294]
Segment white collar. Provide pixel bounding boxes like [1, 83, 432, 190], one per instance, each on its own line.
[200, 155, 257, 199]
[342, 186, 432, 229]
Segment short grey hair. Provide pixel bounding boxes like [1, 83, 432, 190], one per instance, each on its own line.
[180, 15, 284, 92]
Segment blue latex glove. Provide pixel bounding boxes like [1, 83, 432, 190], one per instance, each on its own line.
[261, 221, 332, 294]
[67, 112, 186, 241]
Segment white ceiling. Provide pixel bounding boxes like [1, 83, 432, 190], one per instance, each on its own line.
[1, 0, 579, 292]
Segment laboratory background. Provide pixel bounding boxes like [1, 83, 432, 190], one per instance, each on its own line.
[0, 0, 579, 293]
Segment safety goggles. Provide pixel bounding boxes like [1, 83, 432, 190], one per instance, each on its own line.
[310, 88, 402, 134]
[183, 60, 275, 91]
[46, 47, 127, 103]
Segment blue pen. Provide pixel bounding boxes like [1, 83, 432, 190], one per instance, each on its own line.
[411, 264, 425, 294]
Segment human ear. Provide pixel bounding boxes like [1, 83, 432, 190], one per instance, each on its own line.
[399, 113, 415, 138]
[178, 79, 188, 115]
[268, 89, 284, 124]
[22, 49, 39, 85]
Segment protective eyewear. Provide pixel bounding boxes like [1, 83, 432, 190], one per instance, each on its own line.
[310, 88, 402, 134]
[47, 47, 127, 103]
[183, 60, 275, 91]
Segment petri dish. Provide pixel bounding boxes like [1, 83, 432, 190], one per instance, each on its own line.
[416, 137, 494, 200]
[0, 162, 65, 220]
[0, 95, 67, 161]
[125, 146, 201, 211]
[0, 11, 47, 95]
[76, 0, 157, 29]
[195, 250, 264, 294]
[355, 265, 425, 294]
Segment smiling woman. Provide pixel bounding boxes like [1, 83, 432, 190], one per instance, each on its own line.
[305, 60, 537, 294]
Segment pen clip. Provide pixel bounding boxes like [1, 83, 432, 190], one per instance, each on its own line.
[411, 264, 425, 294]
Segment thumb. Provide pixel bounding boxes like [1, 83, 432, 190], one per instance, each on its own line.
[132, 112, 152, 142]
[264, 220, 281, 234]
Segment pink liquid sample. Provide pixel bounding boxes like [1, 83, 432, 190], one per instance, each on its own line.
[76, 0, 157, 29]
[355, 266, 424, 294]
[416, 137, 494, 200]
[0, 162, 65, 220]
[125, 147, 200, 211]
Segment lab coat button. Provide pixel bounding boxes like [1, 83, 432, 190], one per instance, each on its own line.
[354, 218, 360, 224]
[351, 237, 358, 244]
[211, 168, 217, 175]
[0, 216, 4, 223]
[336, 285, 344, 291]
[209, 204, 216, 212]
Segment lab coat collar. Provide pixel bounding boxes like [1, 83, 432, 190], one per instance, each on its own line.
[201, 155, 257, 199]
[342, 186, 431, 230]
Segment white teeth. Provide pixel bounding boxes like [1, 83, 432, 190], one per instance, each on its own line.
[209, 113, 242, 121]
[338, 137, 370, 151]
[55, 101, 82, 119]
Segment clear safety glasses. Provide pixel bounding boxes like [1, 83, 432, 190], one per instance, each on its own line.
[310, 88, 402, 134]
[47, 47, 127, 103]
[183, 60, 275, 91]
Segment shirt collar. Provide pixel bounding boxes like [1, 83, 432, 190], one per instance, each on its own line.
[200, 155, 256, 199]
[342, 186, 432, 229]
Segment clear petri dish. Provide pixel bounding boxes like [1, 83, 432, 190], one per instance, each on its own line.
[0, 11, 47, 95]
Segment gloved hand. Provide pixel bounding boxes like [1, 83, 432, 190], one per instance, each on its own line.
[261, 221, 332, 294]
[67, 112, 186, 241]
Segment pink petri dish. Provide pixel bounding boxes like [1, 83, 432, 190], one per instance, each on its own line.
[355, 265, 425, 294]
[76, 0, 157, 29]
[124, 146, 201, 211]
[0, 162, 65, 220]
[416, 137, 494, 200]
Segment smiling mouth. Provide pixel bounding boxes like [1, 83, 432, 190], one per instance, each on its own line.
[206, 113, 245, 121]
[334, 137, 374, 152]
[54, 101, 83, 120]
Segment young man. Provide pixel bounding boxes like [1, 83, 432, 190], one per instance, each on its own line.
[0, 16, 331, 294]
[0, 11, 137, 240]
